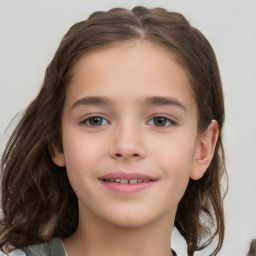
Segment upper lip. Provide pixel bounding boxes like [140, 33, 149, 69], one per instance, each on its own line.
[99, 171, 157, 181]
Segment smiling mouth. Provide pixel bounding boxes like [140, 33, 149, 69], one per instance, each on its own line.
[99, 172, 157, 193]
[102, 178, 151, 184]
[100, 178, 155, 193]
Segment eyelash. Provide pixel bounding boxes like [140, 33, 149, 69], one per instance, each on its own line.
[80, 116, 109, 126]
[80, 115, 177, 128]
[147, 116, 177, 127]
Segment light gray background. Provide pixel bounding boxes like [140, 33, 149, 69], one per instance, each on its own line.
[0, 0, 255, 255]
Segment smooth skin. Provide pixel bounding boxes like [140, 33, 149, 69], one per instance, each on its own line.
[52, 41, 218, 256]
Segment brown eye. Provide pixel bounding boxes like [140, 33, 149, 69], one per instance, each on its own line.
[81, 116, 108, 126]
[154, 117, 167, 126]
[147, 116, 177, 127]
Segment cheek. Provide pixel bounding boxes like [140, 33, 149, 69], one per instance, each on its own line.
[61, 133, 106, 199]
[62, 130, 107, 177]
[154, 132, 195, 168]
[152, 134, 195, 193]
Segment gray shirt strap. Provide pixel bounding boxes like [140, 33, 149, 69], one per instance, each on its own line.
[8, 237, 65, 256]
[8, 249, 26, 256]
[49, 237, 66, 256]
[24, 237, 65, 256]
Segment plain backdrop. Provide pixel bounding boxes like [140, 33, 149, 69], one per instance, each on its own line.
[0, 0, 255, 255]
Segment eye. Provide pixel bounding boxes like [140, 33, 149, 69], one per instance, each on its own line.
[147, 116, 177, 127]
[81, 116, 109, 126]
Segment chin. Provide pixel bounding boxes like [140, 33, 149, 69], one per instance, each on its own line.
[109, 217, 153, 229]
[103, 210, 162, 229]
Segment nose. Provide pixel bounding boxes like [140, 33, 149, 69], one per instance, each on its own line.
[109, 122, 147, 160]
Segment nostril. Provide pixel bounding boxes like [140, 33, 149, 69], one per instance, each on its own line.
[114, 153, 140, 158]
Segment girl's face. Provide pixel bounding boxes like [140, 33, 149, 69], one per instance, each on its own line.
[52, 41, 216, 229]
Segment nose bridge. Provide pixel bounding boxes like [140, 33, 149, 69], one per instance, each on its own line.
[109, 117, 146, 159]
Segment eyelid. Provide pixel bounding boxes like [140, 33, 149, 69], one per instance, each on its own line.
[79, 113, 111, 126]
[146, 114, 178, 127]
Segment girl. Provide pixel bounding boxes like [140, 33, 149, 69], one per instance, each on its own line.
[0, 6, 226, 256]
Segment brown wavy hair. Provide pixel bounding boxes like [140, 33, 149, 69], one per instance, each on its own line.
[0, 6, 227, 255]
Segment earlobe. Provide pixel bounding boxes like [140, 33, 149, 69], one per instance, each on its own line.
[190, 120, 219, 180]
[50, 143, 66, 167]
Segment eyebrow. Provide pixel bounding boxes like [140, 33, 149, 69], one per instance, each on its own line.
[144, 96, 187, 112]
[71, 96, 113, 110]
[70, 95, 186, 112]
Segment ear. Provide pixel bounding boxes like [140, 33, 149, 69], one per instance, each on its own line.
[50, 142, 66, 167]
[190, 120, 219, 180]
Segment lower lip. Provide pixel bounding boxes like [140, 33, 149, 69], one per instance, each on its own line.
[99, 180, 155, 194]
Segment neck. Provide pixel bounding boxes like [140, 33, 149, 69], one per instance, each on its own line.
[63, 206, 175, 256]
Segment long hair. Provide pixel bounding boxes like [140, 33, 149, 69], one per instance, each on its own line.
[0, 6, 227, 255]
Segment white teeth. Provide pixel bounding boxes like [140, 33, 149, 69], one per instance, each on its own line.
[104, 178, 151, 184]
[129, 179, 138, 184]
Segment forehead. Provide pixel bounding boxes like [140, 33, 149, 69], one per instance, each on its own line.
[65, 41, 196, 113]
